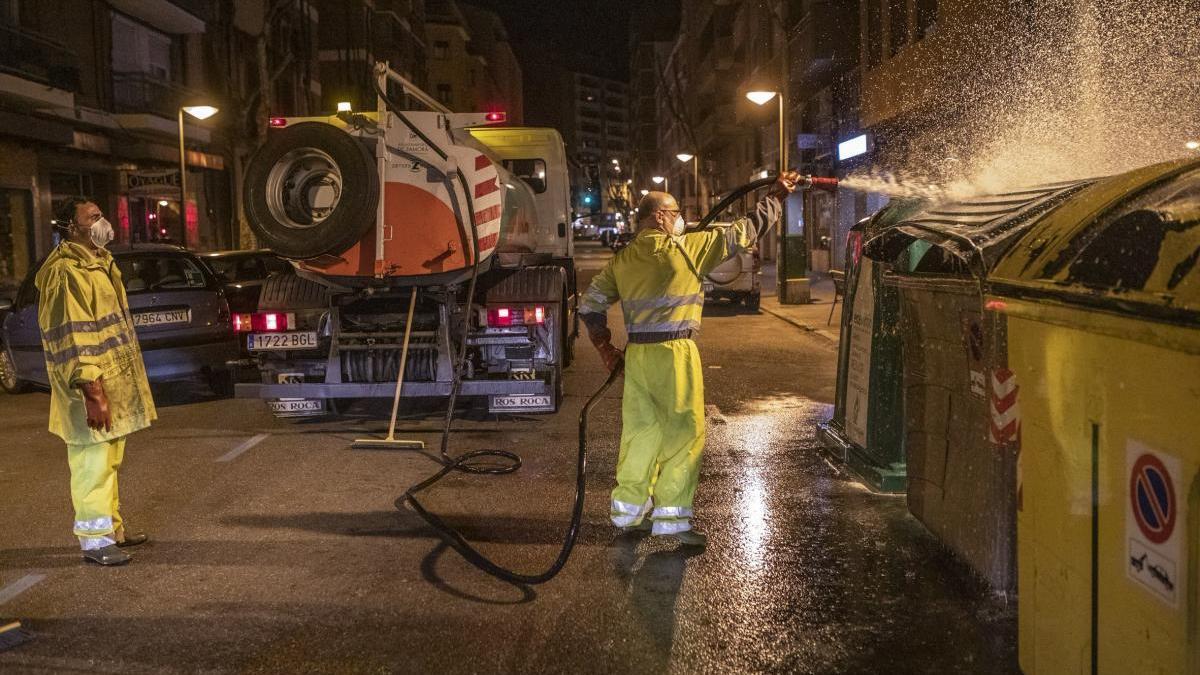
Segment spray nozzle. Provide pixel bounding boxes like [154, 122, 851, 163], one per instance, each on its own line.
[802, 175, 840, 192]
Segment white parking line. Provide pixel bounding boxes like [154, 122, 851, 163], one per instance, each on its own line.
[0, 574, 45, 606]
[217, 433, 270, 463]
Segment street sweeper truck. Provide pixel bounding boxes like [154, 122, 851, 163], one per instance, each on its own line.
[233, 63, 576, 417]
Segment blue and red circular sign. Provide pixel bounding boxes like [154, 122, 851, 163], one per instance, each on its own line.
[1130, 453, 1176, 545]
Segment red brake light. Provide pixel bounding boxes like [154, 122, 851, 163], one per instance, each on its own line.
[485, 111, 506, 122]
[269, 117, 288, 128]
[486, 306, 545, 327]
[233, 312, 295, 332]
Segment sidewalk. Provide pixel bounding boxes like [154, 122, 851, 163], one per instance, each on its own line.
[758, 263, 842, 343]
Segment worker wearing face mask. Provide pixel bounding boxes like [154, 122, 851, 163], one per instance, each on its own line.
[35, 197, 156, 566]
[579, 172, 801, 547]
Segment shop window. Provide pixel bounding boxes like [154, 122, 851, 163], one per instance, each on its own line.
[917, 0, 939, 40]
[889, 0, 909, 55]
[867, 0, 884, 67]
[0, 189, 34, 284]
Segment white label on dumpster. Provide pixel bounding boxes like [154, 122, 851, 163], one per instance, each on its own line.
[845, 259, 876, 447]
[1125, 440, 1185, 608]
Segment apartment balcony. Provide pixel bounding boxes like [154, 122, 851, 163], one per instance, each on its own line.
[0, 22, 81, 96]
[108, 0, 205, 33]
[113, 71, 195, 117]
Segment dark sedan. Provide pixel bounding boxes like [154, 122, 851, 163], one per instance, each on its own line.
[0, 245, 238, 395]
[199, 249, 291, 314]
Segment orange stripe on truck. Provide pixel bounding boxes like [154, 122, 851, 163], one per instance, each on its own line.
[477, 232, 498, 250]
[475, 154, 490, 170]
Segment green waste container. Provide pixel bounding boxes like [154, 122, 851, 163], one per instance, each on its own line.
[819, 200, 922, 492]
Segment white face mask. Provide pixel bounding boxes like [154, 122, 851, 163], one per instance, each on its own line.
[672, 214, 686, 237]
[79, 217, 115, 249]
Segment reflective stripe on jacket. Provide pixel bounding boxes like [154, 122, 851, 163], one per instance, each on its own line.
[580, 197, 780, 334]
[35, 242, 156, 444]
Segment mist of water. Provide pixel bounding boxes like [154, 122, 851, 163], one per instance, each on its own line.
[841, 0, 1200, 202]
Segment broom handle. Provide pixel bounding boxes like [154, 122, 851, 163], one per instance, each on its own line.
[385, 289, 418, 441]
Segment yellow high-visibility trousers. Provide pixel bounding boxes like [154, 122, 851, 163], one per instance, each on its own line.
[66, 437, 125, 550]
[610, 339, 705, 535]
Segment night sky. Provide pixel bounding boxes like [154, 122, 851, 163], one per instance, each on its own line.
[464, 0, 647, 80]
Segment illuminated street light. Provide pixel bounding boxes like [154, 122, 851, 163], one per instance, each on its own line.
[158, 200, 169, 207]
[181, 105, 218, 120]
[676, 153, 694, 162]
[651, 176, 664, 184]
[178, 102, 219, 245]
[640, 189, 649, 196]
[745, 90, 778, 106]
[611, 158, 620, 165]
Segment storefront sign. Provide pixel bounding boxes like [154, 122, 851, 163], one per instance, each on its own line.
[125, 170, 181, 198]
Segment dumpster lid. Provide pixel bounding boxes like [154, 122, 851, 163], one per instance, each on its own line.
[864, 179, 1092, 277]
[990, 158, 1200, 324]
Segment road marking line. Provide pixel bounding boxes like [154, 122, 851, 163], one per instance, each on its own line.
[0, 574, 46, 606]
[217, 433, 270, 463]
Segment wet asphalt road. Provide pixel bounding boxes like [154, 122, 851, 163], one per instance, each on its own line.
[0, 242, 1016, 674]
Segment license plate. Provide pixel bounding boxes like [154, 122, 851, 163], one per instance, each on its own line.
[248, 331, 319, 351]
[133, 309, 190, 327]
[490, 394, 553, 413]
[268, 399, 325, 415]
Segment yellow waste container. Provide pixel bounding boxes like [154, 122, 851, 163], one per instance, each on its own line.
[988, 158, 1200, 674]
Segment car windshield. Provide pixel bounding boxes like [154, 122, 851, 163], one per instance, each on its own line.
[115, 255, 209, 293]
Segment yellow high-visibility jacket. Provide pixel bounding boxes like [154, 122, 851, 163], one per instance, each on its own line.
[580, 197, 781, 339]
[35, 242, 156, 445]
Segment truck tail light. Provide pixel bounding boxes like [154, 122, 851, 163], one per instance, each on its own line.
[233, 312, 296, 332]
[484, 111, 506, 123]
[268, 117, 288, 128]
[486, 305, 545, 327]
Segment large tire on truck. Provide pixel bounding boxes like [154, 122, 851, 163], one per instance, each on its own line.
[244, 122, 380, 260]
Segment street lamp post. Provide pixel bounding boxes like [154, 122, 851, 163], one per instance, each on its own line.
[178, 104, 218, 246]
[676, 153, 698, 220]
[746, 88, 802, 303]
[651, 175, 669, 194]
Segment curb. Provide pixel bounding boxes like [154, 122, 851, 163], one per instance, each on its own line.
[760, 304, 840, 343]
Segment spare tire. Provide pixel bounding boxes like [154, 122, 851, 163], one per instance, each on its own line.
[706, 255, 743, 286]
[244, 122, 379, 259]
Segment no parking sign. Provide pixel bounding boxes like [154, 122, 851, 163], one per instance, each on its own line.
[1126, 440, 1186, 608]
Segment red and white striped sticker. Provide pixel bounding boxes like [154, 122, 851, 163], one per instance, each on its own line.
[470, 154, 503, 253]
[989, 367, 1020, 445]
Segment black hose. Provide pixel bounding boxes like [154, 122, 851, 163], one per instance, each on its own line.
[378, 77, 781, 583]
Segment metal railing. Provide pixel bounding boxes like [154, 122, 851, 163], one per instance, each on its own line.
[112, 71, 193, 117]
[0, 22, 81, 91]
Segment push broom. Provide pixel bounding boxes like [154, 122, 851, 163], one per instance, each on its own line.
[353, 289, 426, 450]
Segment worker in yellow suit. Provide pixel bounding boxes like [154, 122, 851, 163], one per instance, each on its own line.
[580, 173, 799, 547]
[36, 197, 156, 566]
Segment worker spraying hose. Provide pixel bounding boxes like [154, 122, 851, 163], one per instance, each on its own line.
[399, 171, 836, 581]
[579, 171, 809, 547]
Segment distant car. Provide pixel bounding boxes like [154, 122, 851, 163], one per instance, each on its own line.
[200, 249, 292, 314]
[610, 231, 636, 252]
[0, 245, 239, 395]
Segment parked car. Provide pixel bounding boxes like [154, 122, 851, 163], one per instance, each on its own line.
[610, 231, 636, 252]
[702, 225, 762, 310]
[199, 249, 292, 314]
[0, 245, 238, 395]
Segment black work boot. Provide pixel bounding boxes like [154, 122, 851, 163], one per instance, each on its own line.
[669, 529, 707, 548]
[115, 529, 149, 548]
[82, 545, 131, 566]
